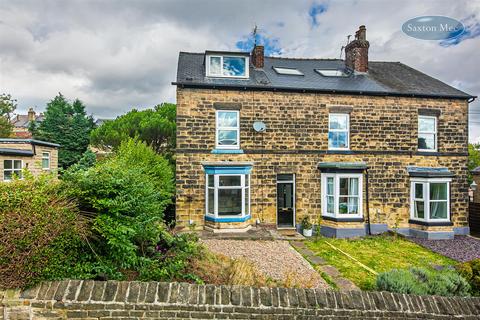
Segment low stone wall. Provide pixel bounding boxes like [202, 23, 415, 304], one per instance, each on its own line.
[1, 280, 479, 319]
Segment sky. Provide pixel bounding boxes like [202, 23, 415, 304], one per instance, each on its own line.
[1, 0, 480, 141]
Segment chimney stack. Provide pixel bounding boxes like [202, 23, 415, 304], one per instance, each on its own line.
[345, 25, 369, 73]
[251, 45, 264, 69]
[27, 107, 35, 122]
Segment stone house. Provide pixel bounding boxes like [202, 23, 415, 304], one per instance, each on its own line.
[173, 26, 476, 239]
[0, 138, 59, 181]
[11, 108, 44, 138]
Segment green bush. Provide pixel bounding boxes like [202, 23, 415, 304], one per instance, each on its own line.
[376, 267, 470, 296]
[456, 259, 480, 296]
[0, 174, 87, 289]
[63, 139, 177, 279]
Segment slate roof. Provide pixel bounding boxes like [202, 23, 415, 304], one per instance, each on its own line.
[406, 166, 454, 178]
[174, 52, 474, 99]
[0, 138, 60, 148]
[0, 148, 34, 156]
[11, 114, 44, 128]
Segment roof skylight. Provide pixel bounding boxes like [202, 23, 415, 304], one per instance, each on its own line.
[273, 67, 304, 76]
[315, 69, 348, 77]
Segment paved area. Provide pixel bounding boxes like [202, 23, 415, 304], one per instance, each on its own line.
[410, 236, 480, 262]
[290, 241, 360, 291]
[201, 239, 329, 289]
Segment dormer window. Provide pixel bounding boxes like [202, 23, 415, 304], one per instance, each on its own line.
[207, 55, 249, 78]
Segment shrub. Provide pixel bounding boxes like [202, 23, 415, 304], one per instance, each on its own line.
[0, 174, 86, 289]
[376, 267, 470, 296]
[456, 259, 480, 296]
[63, 139, 175, 279]
[301, 216, 312, 230]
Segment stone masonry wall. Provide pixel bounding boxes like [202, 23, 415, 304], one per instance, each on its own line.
[2, 281, 479, 319]
[176, 88, 469, 229]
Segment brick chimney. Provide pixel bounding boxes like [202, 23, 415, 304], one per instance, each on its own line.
[251, 45, 264, 69]
[27, 107, 35, 121]
[345, 25, 370, 73]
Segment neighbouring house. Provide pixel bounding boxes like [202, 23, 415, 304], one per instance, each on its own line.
[11, 108, 44, 138]
[0, 138, 59, 181]
[173, 25, 476, 239]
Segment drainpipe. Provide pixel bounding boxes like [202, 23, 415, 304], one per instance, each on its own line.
[365, 167, 371, 236]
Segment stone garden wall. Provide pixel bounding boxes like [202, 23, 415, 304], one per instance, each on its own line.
[1, 280, 479, 319]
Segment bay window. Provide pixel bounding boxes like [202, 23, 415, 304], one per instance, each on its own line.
[206, 173, 250, 218]
[322, 173, 363, 218]
[410, 178, 450, 222]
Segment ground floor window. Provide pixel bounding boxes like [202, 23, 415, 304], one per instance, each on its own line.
[3, 160, 23, 181]
[321, 173, 363, 218]
[206, 173, 250, 217]
[410, 178, 450, 222]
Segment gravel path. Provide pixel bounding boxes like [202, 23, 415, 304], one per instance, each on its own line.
[411, 236, 480, 262]
[201, 239, 329, 289]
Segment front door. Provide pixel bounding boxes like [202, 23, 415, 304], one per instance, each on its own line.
[277, 174, 295, 228]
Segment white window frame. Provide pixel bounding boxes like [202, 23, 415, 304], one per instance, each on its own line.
[321, 173, 363, 218]
[410, 178, 451, 223]
[418, 115, 437, 152]
[215, 110, 240, 149]
[205, 173, 250, 218]
[328, 113, 350, 150]
[42, 152, 50, 170]
[3, 159, 23, 181]
[206, 55, 249, 79]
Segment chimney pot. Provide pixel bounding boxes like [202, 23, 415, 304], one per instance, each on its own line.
[251, 45, 264, 69]
[345, 25, 369, 73]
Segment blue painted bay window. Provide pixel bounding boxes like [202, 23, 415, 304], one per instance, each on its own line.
[203, 163, 252, 222]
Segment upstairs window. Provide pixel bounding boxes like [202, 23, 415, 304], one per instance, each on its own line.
[328, 113, 349, 150]
[42, 152, 50, 170]
[3, 160, 22, 181]
[216, 110, 240, 149]
[418, 115, 437, 151]
[207, 55, 248, 78]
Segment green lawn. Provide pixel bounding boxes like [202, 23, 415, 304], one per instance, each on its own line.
[305, 235, 455, 290]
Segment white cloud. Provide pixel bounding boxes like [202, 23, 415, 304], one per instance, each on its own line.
[0, 0, 478, 140]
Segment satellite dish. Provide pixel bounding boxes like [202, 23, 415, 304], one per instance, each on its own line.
[253, 121, 266, 132]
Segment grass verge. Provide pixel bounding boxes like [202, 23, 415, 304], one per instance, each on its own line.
[305, 235, 455, 290]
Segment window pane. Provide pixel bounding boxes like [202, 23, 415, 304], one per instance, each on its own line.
[328, 132, 347, 149]
[14, 170, 22, 179]
[430, 202, 447, 219]
[327, 177, 334, 195]
[219, 175, 241, 186]
[208, 189, 214, 214]
[245, 188, 249, 215]
[218, 189, 242, 215]
[209, 56, 221, 75]
[277, 174, 293, 181]
[339, 197, 349, 214]
[217, 130, 238, 146]
[4, 160, 12, 169]
[13, 160, 22, 169]
[419, 117, 435, 132]
[339, 178, 348, 195]
[418, 133, 435, 150]
[245, 174, 249, 186]
[430, 183, 447, 200]
[327, 196, 335, 214]
[329, 115, 347, 130]
[218, 111, 238, 127]
[414, 201, 425, 219]
[208, 175, 214, 187]
[347, 197, 359, 214]
[349, 178, 359, 196]
[42, 159, 49, 169]
[4, 171, 12, 181]
[415, 183, 423, 199]
[223, 57, 246, 77]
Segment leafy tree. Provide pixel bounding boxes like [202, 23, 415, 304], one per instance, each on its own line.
[90, 103, 176, 161]
[0, 93, 17, 137]
[468, 143, 480, 183]
[33, 93, 94, 169]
